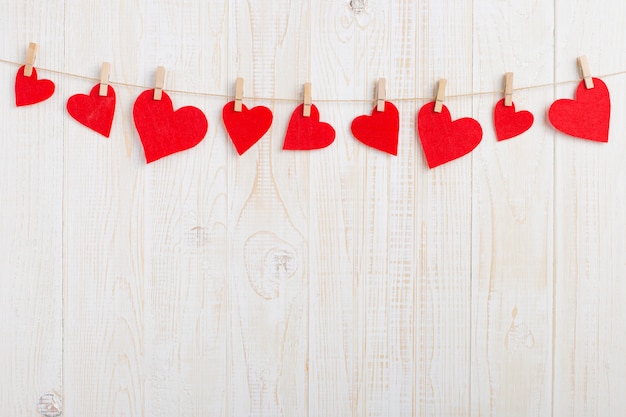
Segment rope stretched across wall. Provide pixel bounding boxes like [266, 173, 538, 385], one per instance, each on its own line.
[7, 48, 616, 166]
[3, 56, 626, 102]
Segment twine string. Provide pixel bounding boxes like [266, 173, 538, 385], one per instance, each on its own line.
[3, 57, 625, 103]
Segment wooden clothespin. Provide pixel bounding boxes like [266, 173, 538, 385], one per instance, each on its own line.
[578, 55, 594, 89]
[303, 82, 312, 117]
[234, 78, 244, 112]
[504, 72, 514, 107]
[24, 42, 38, 77]
[153, 66, 166, 100]
[99, 62, 111, 97]
[434, 79, 447, 113]
[376, 78, 386, 112]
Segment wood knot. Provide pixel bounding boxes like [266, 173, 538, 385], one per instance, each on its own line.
[37, 392, 62, 417]
[505, 306, 535, 352]
[187, 226, 210, 249]
[350, 0, 366, 13]
[244, 231, 297, 299]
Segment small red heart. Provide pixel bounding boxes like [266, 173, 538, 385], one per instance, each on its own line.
[350, 101, 399, 155]
[67, 84, 116, 138]
[222, 101, 273, 155]
[417, 101, 483, 169]
[133, 90, 208, 163]
[15, 65, 55, 107]
[283, 104, 335, 150]
[493, 99, 534, 141]
[548, 78, 610, 142]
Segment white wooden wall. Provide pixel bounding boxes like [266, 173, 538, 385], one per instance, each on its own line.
[1, 1, 625, 416]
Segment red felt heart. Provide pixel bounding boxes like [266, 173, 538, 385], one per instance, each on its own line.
[283, 104, 335, 150]
[15, 65, 55, 107]
[548, 78, 610, 142]
[493, 98, 534, 141]
[417, 101, 483, 169]
[350, 101, 399, 155]
[222, 101, 273, 155]
[133, 90, 208, 163]
[67, 84, 116, 138]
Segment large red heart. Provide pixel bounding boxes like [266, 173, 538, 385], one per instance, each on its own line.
[133, 90, 208, 163]
[15, 65, 55, 107]
[222, 101, 273, 155]
[67, 84, 116, 138]
[350, 101, 399, 155]
[283, 104, 335, 150]
[548, 78, 610, 142]
[493, 98, 534, 141]
[417, 101, 483, 168]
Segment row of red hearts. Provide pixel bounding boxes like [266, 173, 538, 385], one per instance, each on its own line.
[15, 65, 610, 167]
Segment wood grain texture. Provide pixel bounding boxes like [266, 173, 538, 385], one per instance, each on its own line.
[0, 3, 64, 416]
[308, 2, 363, 416]
[387, 2, 417, 416]
[63, 2, 228, 416]
[63, 3, 147, 416]
[553, 1, 626, 416]
[415, 2, 473, 416]
[142, 2, 228, 416]
[2, 1, 626, 416]
[228, 1, 310, 416]
[471, 1, 554, 416]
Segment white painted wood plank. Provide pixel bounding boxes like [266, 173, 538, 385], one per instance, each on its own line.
[62, 3, 149, 415]
[313, 2, 394, 416]
[227, 1, 310, 416]
[63, 1, 229, 416]
[0, 3, 64, 416]
[387, 2, 418, 416]
[470, 2, 554, 416]
[356, 4, 393, 414]
[142, 1, 229, 416]
[308, 1, 406, 415]
[553, 2, 626, 415]
[414, 2, 473, 416]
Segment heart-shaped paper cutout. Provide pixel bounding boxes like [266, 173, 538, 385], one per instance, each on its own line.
[222, 101, 273, 155]
[67, 84, 116, 137]
[548, 77, 610, 142]
[351, 101, 400, 155]
[417, 101, 483, 168]
[133, 90, 208, 163]
[15, 66, 55, 107]
[283, 104, 335, 150]
[493, 98, 534, 141]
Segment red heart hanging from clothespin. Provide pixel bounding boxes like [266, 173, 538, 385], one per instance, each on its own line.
[133, 90, 208, 163]
[15, 66, 55, 107]
[222, 102, 273, 155]
[283, 104, 335, 150]
[493, 99, 534, 141]
[417, 101, 483, 168]
[350, 101, 400, 155]
[67, 84, 116, 137]
[548, 77, 610, 142]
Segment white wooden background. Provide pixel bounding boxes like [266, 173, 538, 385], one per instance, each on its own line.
[1, 0, 625, 416]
